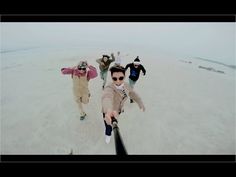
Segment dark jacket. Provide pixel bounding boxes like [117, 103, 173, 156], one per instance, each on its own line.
[125, 63, 146, 81]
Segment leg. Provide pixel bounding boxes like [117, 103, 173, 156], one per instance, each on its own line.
[75, 97, 86, 120]
[103, 113, 112, 136]
[129, 78, 136, 89]
[101, 70, 108, 89]
[81, 94, 89, 104]
[129, 79, 136, 103]
[100, 71, 105, 89]
[100, 71, 104, 80]
[102, 70, 108, 88]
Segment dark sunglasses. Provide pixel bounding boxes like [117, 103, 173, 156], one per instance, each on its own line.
[78, 68, 86, 70]
[112, 76, 124, 81]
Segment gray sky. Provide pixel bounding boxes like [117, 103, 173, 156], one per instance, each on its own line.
[1, 22, 235, 65]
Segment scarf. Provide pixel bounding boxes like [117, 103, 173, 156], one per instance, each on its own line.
[114, 83, 124, 90]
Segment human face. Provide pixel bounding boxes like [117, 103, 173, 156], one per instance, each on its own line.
[78, 67, 86, 73]
[134, 63, 139, 68]
[103, 57, 108, 62]
[112, 72, 125, 86]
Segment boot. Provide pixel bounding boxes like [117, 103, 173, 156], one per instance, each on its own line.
[80, 113, 87, 120]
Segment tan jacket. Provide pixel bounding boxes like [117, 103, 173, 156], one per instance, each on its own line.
[102, 82, 144, 114]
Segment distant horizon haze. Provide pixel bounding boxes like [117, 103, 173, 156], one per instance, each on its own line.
[1, 22, 235, 65]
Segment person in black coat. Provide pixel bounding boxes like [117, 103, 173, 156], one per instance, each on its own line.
[125, 56, 146, 103]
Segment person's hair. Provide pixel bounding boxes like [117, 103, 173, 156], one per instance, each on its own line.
[102, 55, 110, 59]
[109, 65, 126, 76]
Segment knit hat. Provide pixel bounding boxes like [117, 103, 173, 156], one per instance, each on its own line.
[134, 57, 140, 65]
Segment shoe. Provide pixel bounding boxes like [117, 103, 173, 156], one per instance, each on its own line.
[130, 99, 134, 103]
[105, 135, 111, 144]
[80, 113, 87, 120]
[102, 85, 104, 90]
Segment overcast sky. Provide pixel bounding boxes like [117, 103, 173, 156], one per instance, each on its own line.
[1, 22, 235, 65]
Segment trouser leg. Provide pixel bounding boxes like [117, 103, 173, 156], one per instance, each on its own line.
[129, 78, 136, 89]
[103, 113, 112, 136]
[75, 97, 85, 116]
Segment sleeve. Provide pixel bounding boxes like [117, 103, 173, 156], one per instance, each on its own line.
[87, 65, 98, 80]
[128, 89, 144, 109]
[125, 63, 130, 71]
[96, 58, 102, 64]
[102, 87, 114, 113]
[141, 65, 146, 75]
[61, 67, 74, 75]
[110, 54, 115, 62]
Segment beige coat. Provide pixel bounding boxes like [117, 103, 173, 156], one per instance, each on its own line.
[102, 82, 144, 114]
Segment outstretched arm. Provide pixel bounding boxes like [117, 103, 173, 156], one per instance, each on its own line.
[110, 53, 115, 62]
[61, 67, 75, 75]
[96, 58, 102, 65]
[102, 87, 118, 125]
[129, 90, 145, 112]
[87, 65, 98, 80]
[125, 63, 130, 71]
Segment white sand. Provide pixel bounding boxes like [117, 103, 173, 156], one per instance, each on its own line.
[1, 47, 235, 155]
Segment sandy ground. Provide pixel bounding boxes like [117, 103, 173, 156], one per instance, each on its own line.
[1, 47, 235, 154]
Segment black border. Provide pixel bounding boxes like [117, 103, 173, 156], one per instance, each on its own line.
[1, 14, 235, 22]
[1, 155, 235, 163]
[1, 0, 236, 14]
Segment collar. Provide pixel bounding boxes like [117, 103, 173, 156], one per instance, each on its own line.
[114, 83, 125, 90]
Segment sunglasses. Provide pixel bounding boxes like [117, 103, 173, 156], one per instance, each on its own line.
[78, 68, 86, 70]
[112, 76, 124, 81]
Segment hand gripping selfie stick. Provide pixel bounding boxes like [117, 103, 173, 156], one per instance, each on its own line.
[111, 117, 128, 155]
